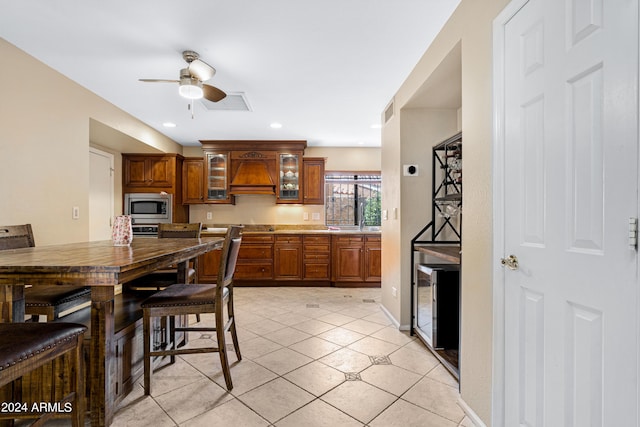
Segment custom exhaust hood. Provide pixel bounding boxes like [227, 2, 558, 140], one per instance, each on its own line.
[229, 160, 276, 195]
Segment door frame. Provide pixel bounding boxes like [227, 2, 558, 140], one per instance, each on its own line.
[89, 146, 115, 241]
[491, 1, 640, 426]
[492, 2, 528, 424]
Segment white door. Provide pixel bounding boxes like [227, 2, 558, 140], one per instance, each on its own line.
[495, 0, 638, 425]
[89, 147, 114, 241]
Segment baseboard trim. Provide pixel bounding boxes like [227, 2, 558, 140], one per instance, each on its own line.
[380, 303, 411, 331]
[458, 397, 487, 427]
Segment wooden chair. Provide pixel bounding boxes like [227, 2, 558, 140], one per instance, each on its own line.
[0, 225, 91, 322]
[0, 322, 87, 426]
[142, 225, 243, 393]
[125, 223, 202, 292]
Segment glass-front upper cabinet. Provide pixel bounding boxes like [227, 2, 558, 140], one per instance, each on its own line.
[278, 152, 302, 203]
[205, 151, 233, 203]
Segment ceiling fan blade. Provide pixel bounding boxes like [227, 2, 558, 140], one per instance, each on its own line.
[203, 84, 227, 102]
[188, 59, 215, 81]
[138, 79, 179, 83]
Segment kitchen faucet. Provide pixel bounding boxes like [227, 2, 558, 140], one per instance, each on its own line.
[358, 200, 365, 231]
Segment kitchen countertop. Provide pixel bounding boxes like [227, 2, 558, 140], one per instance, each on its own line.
[200, 224, 381, 235]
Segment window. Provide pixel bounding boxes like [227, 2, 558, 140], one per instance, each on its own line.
[325, 172, 382, 227]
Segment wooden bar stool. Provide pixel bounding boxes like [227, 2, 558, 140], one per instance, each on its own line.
[0, 322, 87, 426]
[142, 225, 243, 393]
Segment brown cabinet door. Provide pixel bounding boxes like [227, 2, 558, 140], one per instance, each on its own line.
[182, 158, 205, 204]
[364, 241, 381, 281]
[147, 157, 174, 186]
[274, 244, 303, 279]
[198, 249, 222, 282]
[124, 157, 148, 186]
[303, 158, 325, 205]
[332, 245, 364, 281]
[123, 155, 176, 188]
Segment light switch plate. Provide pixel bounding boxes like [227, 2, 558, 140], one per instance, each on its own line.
[312, 212, 320, 220]
[72, 206, 80, 219]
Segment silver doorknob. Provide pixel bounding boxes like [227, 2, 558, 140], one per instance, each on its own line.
[500, 254, 519, 270]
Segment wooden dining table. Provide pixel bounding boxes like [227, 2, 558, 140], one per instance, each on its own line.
[0, 237, 223, 426]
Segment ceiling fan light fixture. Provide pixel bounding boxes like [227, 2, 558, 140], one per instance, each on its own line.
[188, 59, 216, 81]
[178, 77, 203, 99]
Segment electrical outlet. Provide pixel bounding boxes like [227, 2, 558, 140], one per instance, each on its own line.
[72, 206, 80, 220]
[206, 212, 213, 220]
[303, 212, 309, 221]
[392, 287, 397, 298]
[383, 209, 388, 221]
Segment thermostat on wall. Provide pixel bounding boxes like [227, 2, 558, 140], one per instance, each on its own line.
[403, 164, 419, 176]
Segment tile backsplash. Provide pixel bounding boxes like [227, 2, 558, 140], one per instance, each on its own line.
[189, 195, 325, 225]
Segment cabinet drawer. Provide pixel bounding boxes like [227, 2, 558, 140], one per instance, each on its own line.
[238, 245, 273, 260]
[235, 264, 273, 279]
[242, 235, 274, 243]
[275, 235, 302, 244]
[334, 235, 364, 244]
[304, 235, 330, 244]
[304, 253, 330, 262]
[303, 263, 330, 280]
[366, 235, 381, 243]
[304, 244, 330, 252]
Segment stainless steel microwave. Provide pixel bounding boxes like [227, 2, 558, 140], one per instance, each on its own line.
[124, 193, 173, 224]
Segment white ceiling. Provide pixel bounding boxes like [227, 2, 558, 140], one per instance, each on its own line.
[0, 1, 460, 147]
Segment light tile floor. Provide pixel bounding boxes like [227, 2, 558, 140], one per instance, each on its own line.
[110, 287, 472, 426]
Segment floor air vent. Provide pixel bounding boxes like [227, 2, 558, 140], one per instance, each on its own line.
[200, 92, 252, 111]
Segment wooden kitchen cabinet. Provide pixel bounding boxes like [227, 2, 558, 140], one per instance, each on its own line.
[204, 150, 233, 204]
[303, 235, 331, 281]
[123, 154, 177, 188]
[303, 157, 325, 205]
[198, 234, 275, 282]
[364, 235, 382, 282]
[274, 235, 303, 280]
[182, 157, 205, 204]
[235, 235, 274, 281]
[183, 152, 234, 205]
[332, 235, 364, 282]
[197, 231, 380, 287]
[198, 247, 222, 282]
[277, 151, 303, 204]
[332, 234, 380, 287]
[122, 153, 188, 222]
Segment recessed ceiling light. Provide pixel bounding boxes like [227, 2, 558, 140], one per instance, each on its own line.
[163, 122, 176, 128]
[371, 124, 382, 129]
[270, 122, 282, 129]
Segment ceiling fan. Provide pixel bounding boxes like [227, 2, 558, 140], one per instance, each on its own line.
[139, 50, 226, 103]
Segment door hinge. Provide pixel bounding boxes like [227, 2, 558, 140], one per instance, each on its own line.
[629, 217, 638, 249]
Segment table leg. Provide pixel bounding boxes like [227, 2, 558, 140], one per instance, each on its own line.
[0, 285, 24, 427]
[89, 286, 115, 427]
[176, 260, 188, 283]
[0, 284, 24, 323]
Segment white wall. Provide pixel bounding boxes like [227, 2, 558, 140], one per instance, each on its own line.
[381, 0, 510, 424]
[0, 39, 182, 246]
